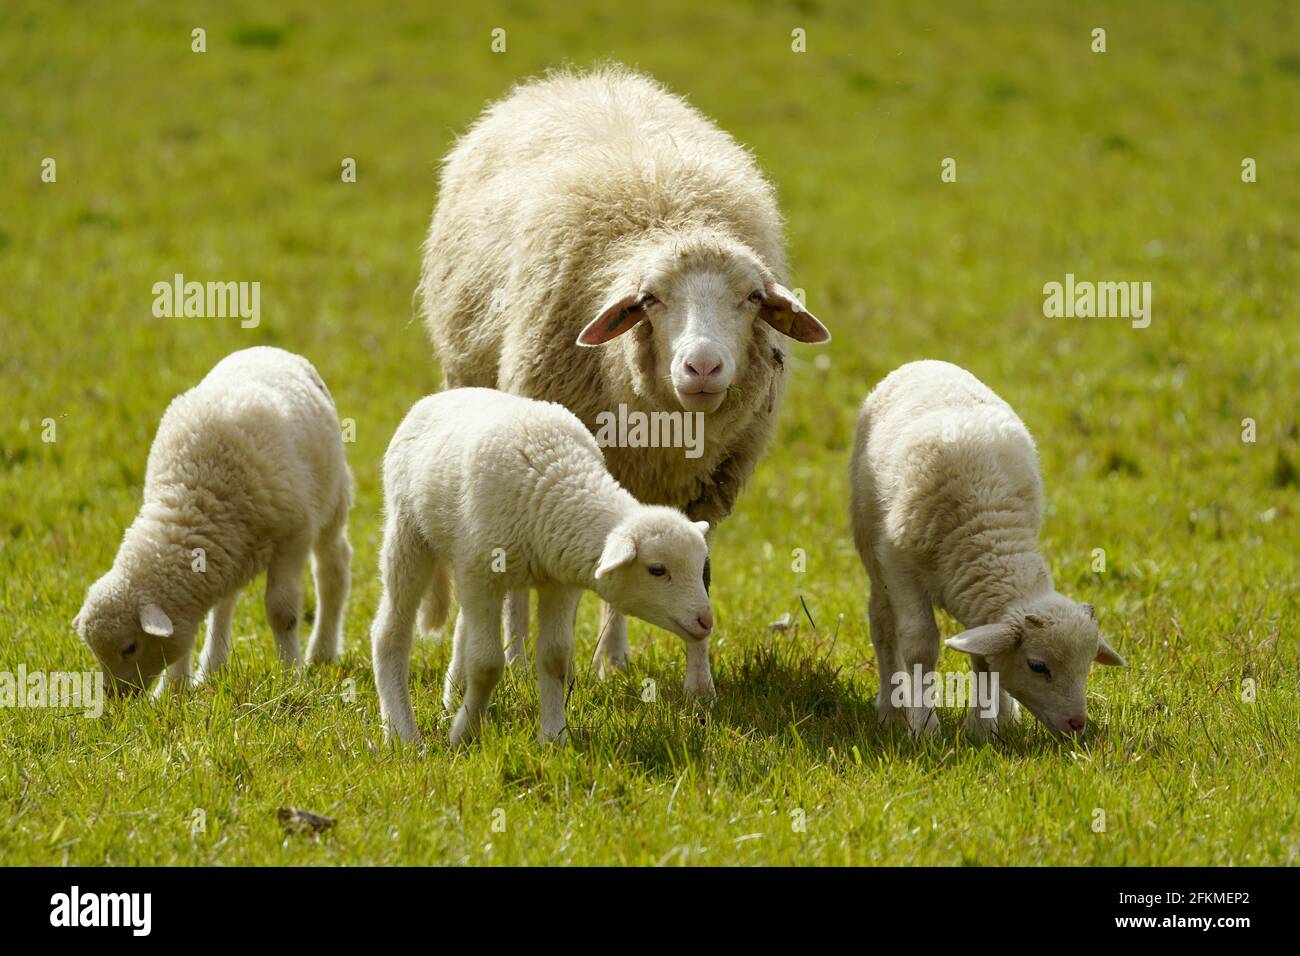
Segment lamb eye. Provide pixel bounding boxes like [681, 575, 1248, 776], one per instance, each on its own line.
[747, 290, 764, 305]
[121, 642, 137, 657]
[1027, 659, 1049, 675]
[639, 293, 658, 308]
[648, 563, 667, 577]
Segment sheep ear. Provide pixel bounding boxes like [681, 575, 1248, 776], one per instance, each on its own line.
[693, 520, 710, 536]
[945, 622, 1018, 656]
[577, 293, 647, 346]
[760, 283, 831, 344]
[139, 603, 173, 638]
[1095, 638, 1125, 667]
[594, 531, 638, 579]
[71, 611, 83, 634]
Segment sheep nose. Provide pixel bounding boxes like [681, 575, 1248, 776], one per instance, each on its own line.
[1066, 715, 1087, 733]
[684, 356, 722, 379]
[696, 610, 714, 633]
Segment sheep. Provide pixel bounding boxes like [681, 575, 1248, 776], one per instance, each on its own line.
[73, 347, 353, 696]
[849, 360, 1124, 738]
[370, 388, 713, 746]
[418, 65, 829, 698]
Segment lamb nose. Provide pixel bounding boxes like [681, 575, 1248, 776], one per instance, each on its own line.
[685, 357, 721, 378]
[696, 610, 714, 632]
[1067, 715, 1087, 733]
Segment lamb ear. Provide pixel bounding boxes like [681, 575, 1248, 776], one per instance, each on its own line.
[945, 622, 1018, 656]
[139, 603, 173, 638]
[594, 531, 638, 579]
[693, 520, 710, 536]
[71, 611, 83, 634]
[1095, 638, 1125, 667]
[577, 293, 647, 347]
[760, 283, 831, 344]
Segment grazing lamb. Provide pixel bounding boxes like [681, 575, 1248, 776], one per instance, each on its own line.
[849, 360, 1124, 738]
[371, 388, 713, 746]
[418, 65, 829, 698]
[73, 347, 353, 696]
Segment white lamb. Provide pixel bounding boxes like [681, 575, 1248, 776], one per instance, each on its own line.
[371, 388, 713, 746]
[73, 347, 353, 696]
[418, 65, 830, 698]
[849, 360, 1124, 738]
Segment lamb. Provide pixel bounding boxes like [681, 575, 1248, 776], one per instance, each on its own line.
[73, 347, 353, 696]
[370, 388, 713, 746]
[418, 65, 829, 698]
[849, 360, 1124, 738]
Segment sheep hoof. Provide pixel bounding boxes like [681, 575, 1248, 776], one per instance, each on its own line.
[907, 708, 940, 739]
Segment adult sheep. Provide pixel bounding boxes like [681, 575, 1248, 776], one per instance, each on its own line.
[418, 65, 830, 698]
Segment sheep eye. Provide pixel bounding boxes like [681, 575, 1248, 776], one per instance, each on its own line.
[638, 293, 658, 308]
[747, 290, 764, 305]
[647, 563, 667, 577]
[121, 642, 137, 657]
[1027, 659, 1049, 675]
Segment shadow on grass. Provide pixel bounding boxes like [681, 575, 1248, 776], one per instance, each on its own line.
[566, 634, 1122, 777]
[362, 628, 1127, 778]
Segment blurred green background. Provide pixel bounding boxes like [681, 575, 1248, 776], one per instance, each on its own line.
[0, 0, 1296, 864]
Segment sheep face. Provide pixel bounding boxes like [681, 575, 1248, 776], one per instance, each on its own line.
[576, 240, 829, 413]
[945, 594, 1124, 735]
[592, 508, 713, 641]
[73, 572, 180, 694]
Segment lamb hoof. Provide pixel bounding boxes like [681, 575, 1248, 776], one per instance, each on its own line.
[965, 712, 996, 742]
[305, 640, 341, 666]
[449, 708, 480, 747]
[684, 675, 716, 701]
[152, 675, 193, 700]
[384, 725, 422, 748]
[596, 653, 628, 680]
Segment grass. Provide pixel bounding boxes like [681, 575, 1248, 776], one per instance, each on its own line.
[1, 0, 1297, 865]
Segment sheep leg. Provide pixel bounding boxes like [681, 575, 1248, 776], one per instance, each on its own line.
[881, 566, 941, 738]
[449, 585, 506, 746]
[371, 517, 434, 744]
[442, 610, 466, 711]
[265, 540, 310, 668]
[306, 519, 351, 665]
[683, 638, 715, 699]
[965, 655, 1019, 740]
[594, 601, 630, 677]
[153, 641, 195, 698]
[195, 590, 239, 683]
[535, 586, 581, 744]
[867, 572, 903, 726]
[503, 589, 530, 671]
